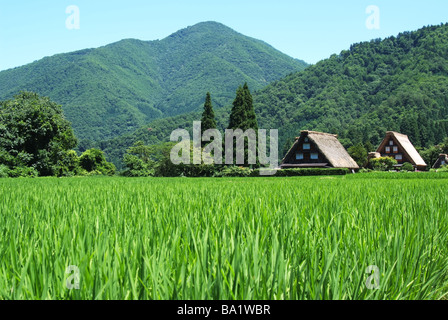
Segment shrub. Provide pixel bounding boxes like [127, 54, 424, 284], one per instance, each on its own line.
[122, 141, 155, 177]
[100, 162, 116, 176]
[8, 166, 38, 178]
[54, 150, 81, 177]
[0, 164, 11, 178]
[87, 170, 105, 176]
[0, 164, 39, 178]
[369, 157, 398, 171]
[79, 148, 116, 176]
[348, 143, 368, 167]
[214, 166, 253, 177]
[183, 164, 218, 177]
[401, 162, 415, 172]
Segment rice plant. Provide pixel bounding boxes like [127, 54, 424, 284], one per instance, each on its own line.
[0, 175, 447, 300]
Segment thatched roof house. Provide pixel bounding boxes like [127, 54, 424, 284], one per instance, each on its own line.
[376, 131, 427, 170]
[281, 131, 359, 170]
[433, 154, 448, 169]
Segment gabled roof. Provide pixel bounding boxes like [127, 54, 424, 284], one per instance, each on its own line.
[376, 131, 427, 167]
[282, 131, 359, 169]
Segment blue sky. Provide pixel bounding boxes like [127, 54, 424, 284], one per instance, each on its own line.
[0, 0, 447, 71]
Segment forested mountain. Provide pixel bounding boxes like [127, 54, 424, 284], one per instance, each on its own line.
[254, 23, 448, 152]
[97, 23, 448, 168]
[0, 21, 307, 141]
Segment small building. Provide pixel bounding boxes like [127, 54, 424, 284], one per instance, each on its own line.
[433, 154, 448, 169]
[375, 131, 427, 170]
[368, 152, 381, 160]
[280, 131, 359, 170]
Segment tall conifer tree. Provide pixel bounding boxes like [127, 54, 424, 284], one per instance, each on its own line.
[242, 82, 258, 131]
[228, 83, 258, 131]
[227, 83, 259, 167]
[201, 92, 217, 136]
[228, 86, 246, 130]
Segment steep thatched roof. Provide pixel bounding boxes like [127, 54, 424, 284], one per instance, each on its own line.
[377, 131, 427, 167]
[282, 131, 359, 169]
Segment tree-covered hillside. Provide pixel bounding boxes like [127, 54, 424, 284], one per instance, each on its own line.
[96, 23, 448, 168]
[254, 23, 448, 153]
[0, 21, 307, 141]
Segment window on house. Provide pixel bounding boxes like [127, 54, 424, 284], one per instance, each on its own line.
[385, 147, 390, 153]
[311, 153, 319, 160]
[304, 137, 309, 142]
[395, 154, 403, 160]
[296, 153, 304, 160]
[393, 146, 398, 153]
[389, 140, 394, 146]
[303, 143, 311, 150]
[442, 160, 446, 165]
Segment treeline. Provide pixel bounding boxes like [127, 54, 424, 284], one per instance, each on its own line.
[0, 92, 116, 178]
[1, 91, 447, 178]
[121, 84, 262, 177]
[0, 85, 261, 178]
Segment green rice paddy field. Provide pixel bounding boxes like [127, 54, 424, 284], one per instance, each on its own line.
[1, 173, 448, 300]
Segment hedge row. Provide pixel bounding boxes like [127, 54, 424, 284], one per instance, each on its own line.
[213, 167, 350, 177]
[250, 168, 350, 177]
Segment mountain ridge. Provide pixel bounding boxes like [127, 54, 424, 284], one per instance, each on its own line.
[0, 21, 307, 141]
